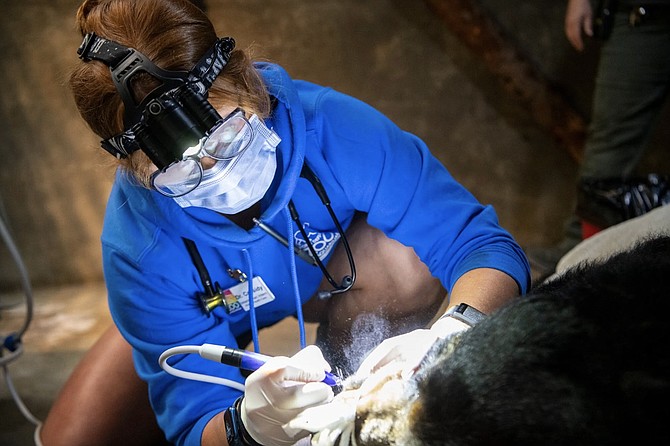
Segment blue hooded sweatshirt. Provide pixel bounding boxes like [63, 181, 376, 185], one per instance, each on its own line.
[101, 63, 530, 445]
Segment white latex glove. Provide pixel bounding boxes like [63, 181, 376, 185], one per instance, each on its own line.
[240, 345, 335, 446]
[288, 361, 404, 446]
[288, 397, 357, 446]
[355, 316, 470, 381]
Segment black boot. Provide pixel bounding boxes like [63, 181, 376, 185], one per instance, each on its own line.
[525, 216, 582, 286]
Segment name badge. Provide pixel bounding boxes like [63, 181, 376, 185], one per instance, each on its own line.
[222, 276, 276, 314]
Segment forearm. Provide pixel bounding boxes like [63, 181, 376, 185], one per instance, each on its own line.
[445, 267, 521, 315]
[202, 412, 229, 446]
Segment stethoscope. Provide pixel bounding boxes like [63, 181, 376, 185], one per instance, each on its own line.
[183, 163, 356, 315]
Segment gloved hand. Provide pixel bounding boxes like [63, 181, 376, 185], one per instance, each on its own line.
[240, 345, 335, 446]
[287, 396, 357, 446]
[355, 315, 470, 381]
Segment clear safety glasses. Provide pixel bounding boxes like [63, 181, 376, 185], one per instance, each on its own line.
[151, 108, 253, 197]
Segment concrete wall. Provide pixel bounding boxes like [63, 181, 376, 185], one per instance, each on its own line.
[0, 0, 668, 289]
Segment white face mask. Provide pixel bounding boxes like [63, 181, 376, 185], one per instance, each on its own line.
[172, 114, 280, 214]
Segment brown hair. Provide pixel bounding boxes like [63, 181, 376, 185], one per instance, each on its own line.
[70, 0, 271, 186]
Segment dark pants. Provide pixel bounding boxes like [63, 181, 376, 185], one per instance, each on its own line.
[580, 7, 670, 180]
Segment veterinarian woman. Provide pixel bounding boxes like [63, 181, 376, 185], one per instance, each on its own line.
[40, 1, 530, 445]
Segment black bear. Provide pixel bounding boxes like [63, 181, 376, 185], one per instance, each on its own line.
[352, 235, 670, 446]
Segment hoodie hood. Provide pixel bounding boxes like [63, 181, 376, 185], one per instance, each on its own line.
[143, 63, 307, 247]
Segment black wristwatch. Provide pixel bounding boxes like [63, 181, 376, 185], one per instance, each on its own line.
[443, 303, 486, 327]
[224, 397, 263, 446]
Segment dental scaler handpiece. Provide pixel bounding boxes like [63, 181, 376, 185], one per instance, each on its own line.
[198, 344, 341, 386]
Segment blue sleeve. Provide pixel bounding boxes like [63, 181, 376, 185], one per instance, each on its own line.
[101, 200, 245, 445]
[311, 90, 530, 294]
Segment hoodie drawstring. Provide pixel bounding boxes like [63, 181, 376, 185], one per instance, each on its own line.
[284, 207, 308, 349]
[241, 248, 261, 352]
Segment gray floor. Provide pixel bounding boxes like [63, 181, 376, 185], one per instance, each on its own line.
[1, 284, 109, 445]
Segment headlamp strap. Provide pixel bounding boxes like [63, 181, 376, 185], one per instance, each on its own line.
[188, 37, 236, 94]
[78, 32, 188, 126]
[77, 33, 236, 160]
[77, 33, 235, 90]
[77, 32, 130, 67]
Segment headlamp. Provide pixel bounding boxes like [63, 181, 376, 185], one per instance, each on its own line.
[76, 32, 235, 172]
[150, 108, 255, 197]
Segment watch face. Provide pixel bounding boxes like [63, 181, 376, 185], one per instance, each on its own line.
[448, 303, 486, 326]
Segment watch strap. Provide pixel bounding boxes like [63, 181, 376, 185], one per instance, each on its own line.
[224, 397, 243, 446]
[443, 303, 486, 327]
[224, 397, 263, 446]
